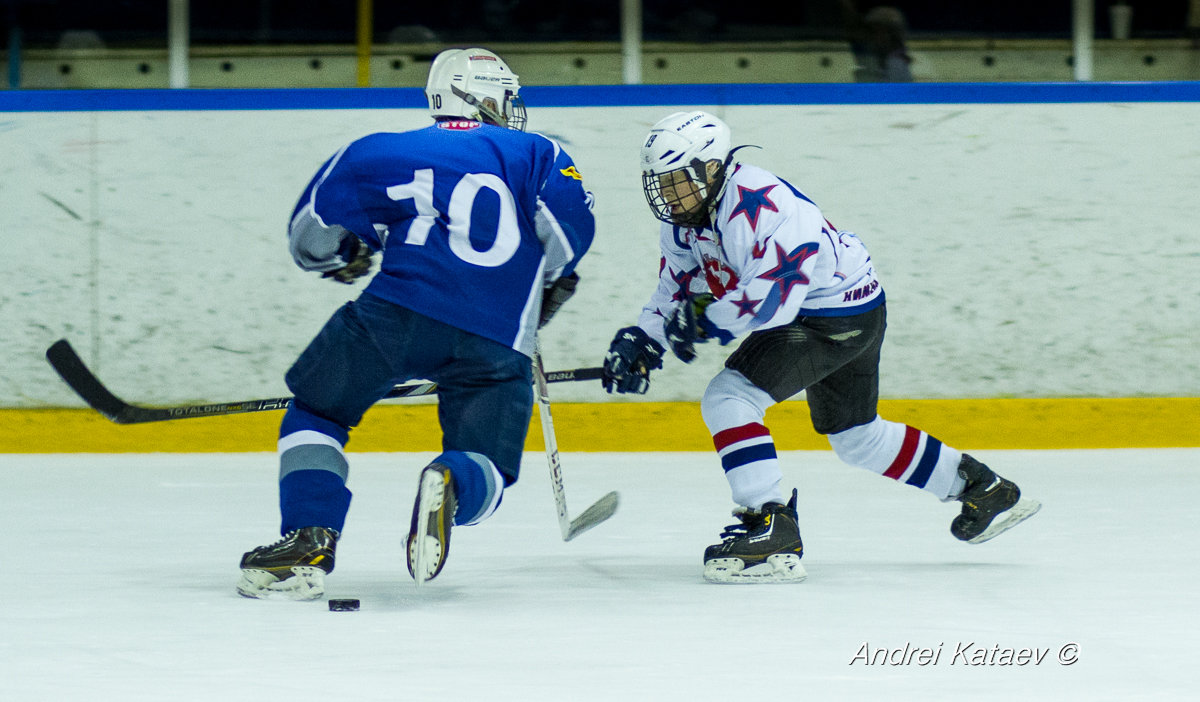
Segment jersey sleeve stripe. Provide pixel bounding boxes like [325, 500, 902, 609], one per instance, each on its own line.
[307, 142, 352, 228]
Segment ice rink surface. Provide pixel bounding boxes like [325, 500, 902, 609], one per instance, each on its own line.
[3, 448, 1195, 701]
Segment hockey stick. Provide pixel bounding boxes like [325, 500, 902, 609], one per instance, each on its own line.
[533, 341, 619, 541]
[46, 338, 603, 425]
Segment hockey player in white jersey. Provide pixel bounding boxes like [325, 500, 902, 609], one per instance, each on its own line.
[237, 48, 595, 599]
[602, 111, 1039, 583]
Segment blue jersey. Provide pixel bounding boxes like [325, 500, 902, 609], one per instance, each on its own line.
[288, 120, 595, 356]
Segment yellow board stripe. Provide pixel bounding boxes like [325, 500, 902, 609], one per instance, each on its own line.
[2, 398, 1196, 453]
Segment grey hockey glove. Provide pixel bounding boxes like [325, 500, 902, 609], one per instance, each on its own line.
[321, 236, 373, 284]
[602, 326, 665, 394]
[664, 293, 717, 363]
[539, 272, 580, 328]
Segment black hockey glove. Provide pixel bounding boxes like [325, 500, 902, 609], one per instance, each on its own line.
[539, 272, 580, 328]
[664, 293, 716, 363]
[602, 326, 665, 395]
[322, 236, 373, 284]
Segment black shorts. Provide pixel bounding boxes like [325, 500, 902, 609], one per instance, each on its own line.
[724, 303, 886, 435]
[286, 292, 533, 482]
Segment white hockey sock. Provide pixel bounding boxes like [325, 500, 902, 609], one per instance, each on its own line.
[702, 370, 784, 509]
[828, 416, 963, 501]
[713, 422, 783, 509]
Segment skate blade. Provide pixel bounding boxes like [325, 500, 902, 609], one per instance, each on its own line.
[968, 497, 1042, 544]
[703, 554, 807, 584]
[409, 468, 449, 587]
[236, 566, 326, 601]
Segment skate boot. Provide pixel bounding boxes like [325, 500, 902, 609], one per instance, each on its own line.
[237, 526, 338, 600]
[952, 454, 1042, 544]
[407, 462, 458, 587]
[703, 489, 807, 584]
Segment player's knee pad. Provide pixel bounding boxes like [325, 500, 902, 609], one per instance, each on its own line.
[701, 369, 775, 433]
[434, 450, 505, 526]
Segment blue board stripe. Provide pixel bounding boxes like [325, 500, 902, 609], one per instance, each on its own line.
[3, 81, 1200, 112]
[0, 88, 428, 112]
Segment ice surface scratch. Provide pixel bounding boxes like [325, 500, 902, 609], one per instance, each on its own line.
[39, 192, 83, 220]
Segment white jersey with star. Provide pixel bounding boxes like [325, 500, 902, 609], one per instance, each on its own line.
[637, 163, 884, 348]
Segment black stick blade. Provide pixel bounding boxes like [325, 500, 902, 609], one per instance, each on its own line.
[45, 339, 133, 422]
[44, 339, 292, 424]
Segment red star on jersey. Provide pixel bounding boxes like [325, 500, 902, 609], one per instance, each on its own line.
[756, 242, 818, 305]
[728, 184, 779, 231]
[732, 291, 762, 317]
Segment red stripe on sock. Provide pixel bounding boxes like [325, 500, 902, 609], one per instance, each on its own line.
[713, 423, 771, 451]
[883, 425, 920, 480]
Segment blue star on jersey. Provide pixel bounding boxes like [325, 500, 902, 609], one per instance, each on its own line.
[728, 184, 779, 231]
[756, 241, 819, 306]
[669, 264, 700, 302]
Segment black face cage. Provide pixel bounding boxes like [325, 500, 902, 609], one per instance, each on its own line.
[506, 95, 527, 132]
[642, 169, 681, 225]
[642, 159, 726, 228]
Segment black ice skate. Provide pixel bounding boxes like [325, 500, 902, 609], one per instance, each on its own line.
[237, 526, 338, 600]
[407, 462, 458, 587]
[952, 454, 1042, 544]
[703, 489, 807, 584]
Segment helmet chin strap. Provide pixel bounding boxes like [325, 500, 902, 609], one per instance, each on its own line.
[450, 84, 507, 127]
[697, 145, 758, 228]
[681, 155, 731, 230]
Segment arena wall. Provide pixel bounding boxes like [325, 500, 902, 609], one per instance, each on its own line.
[2, 83, 1197, 450]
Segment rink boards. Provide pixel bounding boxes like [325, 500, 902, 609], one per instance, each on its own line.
[3, 397, 1197, 452]
[3, 83, 1198, 454]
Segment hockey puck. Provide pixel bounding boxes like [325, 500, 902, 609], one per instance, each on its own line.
[328, 598, 360, 612]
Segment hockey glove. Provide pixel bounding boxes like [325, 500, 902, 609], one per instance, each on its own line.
[602, 326, 665, 395]
[538, 272, 580, 328]
[664, 294, 717, 363]
[322, 236, 373, 284]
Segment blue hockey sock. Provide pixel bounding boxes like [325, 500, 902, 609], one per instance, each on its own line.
[277, 401, 353, 534]
[434, 451, 505, 526]
[279, 469, 352, 534]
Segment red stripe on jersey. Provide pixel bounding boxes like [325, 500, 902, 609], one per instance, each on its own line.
[713, 423, 771, 452]
[883, 425, 920, 479]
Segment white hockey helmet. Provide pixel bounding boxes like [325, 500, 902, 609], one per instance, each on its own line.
[640, 111, 733, 227]
[425, 48, 527, 131]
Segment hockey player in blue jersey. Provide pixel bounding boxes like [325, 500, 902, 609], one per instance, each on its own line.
[238, 48, 595, 599]
[602, 111, 1040, 583]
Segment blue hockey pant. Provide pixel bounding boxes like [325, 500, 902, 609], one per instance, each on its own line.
[276, 291, 533, 534]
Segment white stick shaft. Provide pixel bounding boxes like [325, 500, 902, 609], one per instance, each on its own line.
[533, 344, 572, 539]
